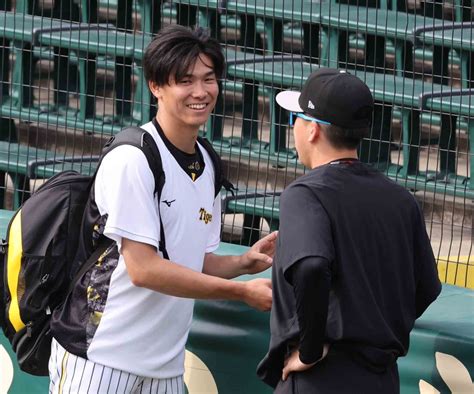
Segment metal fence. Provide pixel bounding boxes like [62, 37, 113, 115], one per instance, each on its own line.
[0, 0, 472, 288]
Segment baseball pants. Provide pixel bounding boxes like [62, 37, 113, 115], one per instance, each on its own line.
[49, 338, 184, 394]
[274, 347, 399, 394]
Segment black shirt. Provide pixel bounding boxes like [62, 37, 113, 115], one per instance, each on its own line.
[257, 161, 441, 388]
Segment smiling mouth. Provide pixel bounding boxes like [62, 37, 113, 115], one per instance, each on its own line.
[187, 103, 208, 110]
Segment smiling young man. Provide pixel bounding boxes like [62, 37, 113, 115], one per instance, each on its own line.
[257, 68, 441, 393]
[48, 25, 277, 394]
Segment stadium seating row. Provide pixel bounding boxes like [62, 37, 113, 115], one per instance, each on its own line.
[0, 3, 472, 209]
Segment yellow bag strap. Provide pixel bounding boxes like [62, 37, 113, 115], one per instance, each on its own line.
[7, 210, 25, 331]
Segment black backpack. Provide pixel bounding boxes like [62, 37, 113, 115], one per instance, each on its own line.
[0, 127, 231, 376]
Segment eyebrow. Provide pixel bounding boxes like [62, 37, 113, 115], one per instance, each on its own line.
[182, 70, 216, 79]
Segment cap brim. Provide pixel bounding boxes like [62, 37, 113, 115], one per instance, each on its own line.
[275, 91, 303, 112]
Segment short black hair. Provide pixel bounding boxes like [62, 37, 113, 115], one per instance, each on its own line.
[320, 124, 370, 149]
[143, 25, 225, 86]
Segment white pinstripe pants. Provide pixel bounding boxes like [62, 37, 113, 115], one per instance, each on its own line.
[49, 339, 184, 394]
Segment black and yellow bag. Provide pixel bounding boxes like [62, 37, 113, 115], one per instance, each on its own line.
[0, 127, 165, 376]
[0, 126, 232, 376]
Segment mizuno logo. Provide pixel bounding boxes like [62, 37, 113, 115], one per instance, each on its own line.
[162, 199, 176, 207]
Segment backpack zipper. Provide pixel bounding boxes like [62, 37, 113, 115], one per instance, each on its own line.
[26, 321, 33, 337]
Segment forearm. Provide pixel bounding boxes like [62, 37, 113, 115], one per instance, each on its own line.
[288, 256, 331, 364]
[202, 253, 245, 279]
[123, 242, 246, 300]
[137, 255, 247, 300]
[122, 238, 272, 311]
[203, 231, 277, 279]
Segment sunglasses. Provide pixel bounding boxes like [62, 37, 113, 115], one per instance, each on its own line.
[289, 112, 331, 127]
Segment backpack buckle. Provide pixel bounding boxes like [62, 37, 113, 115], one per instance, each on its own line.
[0, 239, 8, 255]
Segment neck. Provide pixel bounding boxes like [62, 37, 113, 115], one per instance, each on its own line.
[155, 112, 198, 154]
[309, 147, 358, 169]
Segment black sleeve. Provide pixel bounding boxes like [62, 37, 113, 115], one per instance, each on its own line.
[413, 202, 442, 318]
[278, 184, 334, 276]
[286, 256, 331, 365]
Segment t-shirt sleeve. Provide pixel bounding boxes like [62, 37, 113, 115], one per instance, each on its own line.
[205, 193, 222, 253]
[95, 145, 160, 252]
[278, 183, 334, 276]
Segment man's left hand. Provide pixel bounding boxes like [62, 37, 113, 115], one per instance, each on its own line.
[240, 231, 278, 275]
[281, 350, 316, 382]
[282, 345, 330, 381]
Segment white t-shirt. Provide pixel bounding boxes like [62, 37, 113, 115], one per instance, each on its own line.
[86, 122, 221, 378]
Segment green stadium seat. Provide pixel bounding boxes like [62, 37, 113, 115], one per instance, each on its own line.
[410, 0, 472, 22]
[225, 59, 473, 199]
[2, 15, 273, 132]
[0, 11, 78, 110]
[37, 24, 141, 126]
[0, 140, 57, 208]
[26, 156, 99, 179]
[319, 5, 444, 77]
[419, 89, 473, 193]
[173, 0, 330, 60]
[222, 190, 281, 245]
[0, 208, 14, 236]
[415, 22, 474, 88]
[1, 16, 284, 212]
[0, 11, 128, 138]
[97, 0, 164, 33]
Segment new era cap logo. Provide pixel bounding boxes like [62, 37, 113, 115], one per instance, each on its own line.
[308, 100, 315, 109]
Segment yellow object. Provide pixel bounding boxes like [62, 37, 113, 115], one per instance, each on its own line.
[437, 256, 473, 289]
[58, 350, 69, 394]
[7, 211, 25, 331]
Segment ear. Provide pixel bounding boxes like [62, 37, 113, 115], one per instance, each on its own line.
[307, 122, 320, 143]
[149, 81, 162, 101]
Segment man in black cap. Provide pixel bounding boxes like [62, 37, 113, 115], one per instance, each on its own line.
[257, 68, 441, 393]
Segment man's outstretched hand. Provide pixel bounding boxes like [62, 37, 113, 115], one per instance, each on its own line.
[240, 231, 278, 275]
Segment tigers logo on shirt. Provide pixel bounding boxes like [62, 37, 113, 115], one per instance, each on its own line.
[199, 208, 213, 224]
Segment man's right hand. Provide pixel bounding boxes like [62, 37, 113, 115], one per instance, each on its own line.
[243, 278, 272, 311]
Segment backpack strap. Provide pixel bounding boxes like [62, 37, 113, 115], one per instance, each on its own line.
[100, 127, 169, 260]
[197, 136, 235, 197]
[101, 127, 165, 196]
[98, 131, 232, 260]
[68, 237, 113, 297]
[140, 132, 169, 260]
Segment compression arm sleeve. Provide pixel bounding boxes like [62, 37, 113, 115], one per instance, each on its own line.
[286, 255, 331, 364]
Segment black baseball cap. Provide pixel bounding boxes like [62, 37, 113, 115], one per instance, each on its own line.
[276, 68, 374, 129]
